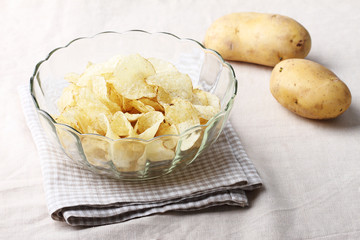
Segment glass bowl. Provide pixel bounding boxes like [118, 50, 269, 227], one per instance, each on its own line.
[30, 30, 237, 180]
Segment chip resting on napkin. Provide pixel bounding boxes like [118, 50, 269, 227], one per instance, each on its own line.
[19, 85, 262, 227]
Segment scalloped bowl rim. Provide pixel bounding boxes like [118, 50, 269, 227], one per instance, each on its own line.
[30, 30, 238, 143]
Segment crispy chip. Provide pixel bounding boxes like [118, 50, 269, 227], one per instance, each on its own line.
[139, 98, 164, 112]
[118, 96, 133, 112]
[164, 98, 201, 151]
[110, 111, 134, 138]
[107, 83, 124, 110]
[97, 114, 119, 139]
[124, 112, 143, 122]
[75, 55, 122, 87]
[156, 123, 179, 149]
[146, 71, 193, 101]
[76, 63, 110, 87]
[193, 105, 218, 122]
[156, 86, 173, 106]
[134, 111, 164, 140]
[55, 53, 221, 143]
[109, 54, 156, 99]
[73, 88, 112, 132]
[164, 98, 199, 133]
[156, 122, 178, 136]
[128, 99, 155, 113]
[57, 83, 78, 112]
[146, 140, 175, 162]
[191, 88, 207, 105]
[56, 106, 90, 133]
[111, 141, 146, 171]
[55, 108, 80, 131]
[81, 136, 110, 167]
[135, 111, 164, 134]
[138, 125, 160, 140]
[176, 121, 196, 135]
[180, 129, 202, 151]
[147, 57, 178, 73]
[64, 72, 80, 84]
[106, 54, 123, 70]
[75, 87, 108, 110]
[91, 76, 121, 113]
[192, 88, 220, 111]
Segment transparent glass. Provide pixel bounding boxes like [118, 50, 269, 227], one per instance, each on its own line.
[30, 30, 237, 180]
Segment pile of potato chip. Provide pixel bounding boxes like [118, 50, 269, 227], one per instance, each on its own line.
[55, 54, 220, 140]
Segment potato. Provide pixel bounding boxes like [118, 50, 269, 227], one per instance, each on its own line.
[270, 59, 351, 119]
[204, 12, 311, 67]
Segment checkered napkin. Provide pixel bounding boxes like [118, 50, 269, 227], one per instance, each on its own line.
[18, 85, 262, 227]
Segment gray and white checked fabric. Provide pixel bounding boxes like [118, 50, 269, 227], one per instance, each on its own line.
[19, 85, 262, 227]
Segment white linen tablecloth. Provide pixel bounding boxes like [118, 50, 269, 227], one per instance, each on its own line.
[1, 0, 360, 239]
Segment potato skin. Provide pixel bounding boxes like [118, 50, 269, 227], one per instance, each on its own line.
[204, 12, 311, 67]
[270, 59, 351, 119]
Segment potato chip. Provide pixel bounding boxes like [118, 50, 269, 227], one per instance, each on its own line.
[81, 136, 110, 168]
[87, 114, 107, 135]
[192, 88, 221, 111]
[110, 111, 134, 138]
[135, 111, 164, 133]
[163, 98, 201, 150]
[75, 55, 122, 86]
[74, 88, 112, 128]
[128, 99, 155, 113]
[163, 138, 178, 150]
[90, 76, 121, 113]
[106, 54, 123, 69]
[56, 106, 89, 133]
[74, 87, 105, 109]
[139, 98, 164, 112]
[94, 114, 118, 139]
[110, 54, 156, 99]
[156, 123, 179, 149]
[124, 112, 143, 122]
[156, 122, 178, 136]
[135, 153, 148, 172]
[191, 88, 207, 105]
[134, 111, 164, 140]
[64, 72, 80, 84]
[138, 125, 161, 140]
[147, 57, 178, 73]
[55, 53, 221, 143]
[90, 76, 108, 97]
[164, 98, 199, 133]
[117, 96, 133, 112]
[86, 61, 93, 68]
[146, 140, 175, 162]
[76, 64, 110, 87]
[156, 86, 173, 106]
[146, 71, 193, 101]
[176, 120, 199, 135]
[180, 129, 202, 151]
[55, 108, 80, 131]
[57, 83, 79, 112]
[111, 141, 146, 171]
[107, 83, 124, 110]
[193, 105, 218, 122]
[205, 93, 221, 111]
